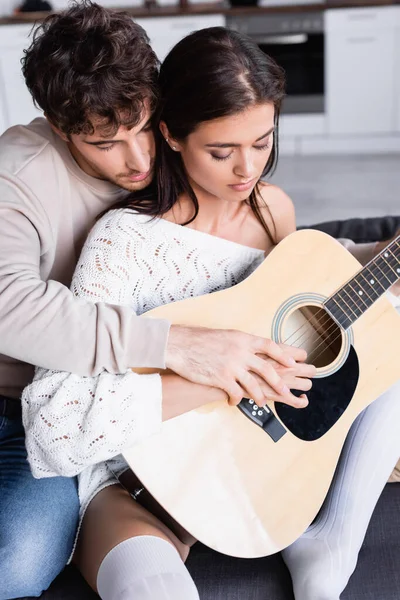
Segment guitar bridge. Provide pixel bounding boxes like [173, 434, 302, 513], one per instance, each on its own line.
[238, 398, 287, 442]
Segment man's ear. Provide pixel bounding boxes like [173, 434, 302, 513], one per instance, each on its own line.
[45, 115, 69, 142]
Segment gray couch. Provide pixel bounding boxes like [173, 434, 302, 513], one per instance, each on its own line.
[30, 483, 400, 600]
[19, 215, 400, 600]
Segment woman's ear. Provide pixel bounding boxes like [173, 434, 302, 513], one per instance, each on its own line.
[159, 121, 169, 141]
[159, 121, 180, 152]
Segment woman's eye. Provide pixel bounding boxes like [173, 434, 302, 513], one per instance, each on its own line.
[211, 153, 232, 162]
[254, 142, 271, 151]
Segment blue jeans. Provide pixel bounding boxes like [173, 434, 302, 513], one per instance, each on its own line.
[0, 398, 80, 599]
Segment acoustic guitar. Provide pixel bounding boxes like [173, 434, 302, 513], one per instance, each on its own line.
[123, 229, 400, 558]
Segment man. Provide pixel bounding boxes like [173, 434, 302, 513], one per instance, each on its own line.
[0, 2, 296, 597]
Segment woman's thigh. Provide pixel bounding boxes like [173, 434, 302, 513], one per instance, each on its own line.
[74, 484, 191, 593]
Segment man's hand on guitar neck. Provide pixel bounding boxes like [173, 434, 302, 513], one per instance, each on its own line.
[166, 325, 316, 409]
[375, 227, 400, 296]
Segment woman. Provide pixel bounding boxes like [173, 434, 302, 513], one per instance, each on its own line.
[22, 27, 400, 600]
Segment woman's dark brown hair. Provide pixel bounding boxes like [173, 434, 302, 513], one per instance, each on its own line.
[129, 26, 286, 240]
[21, 0, 159, 136]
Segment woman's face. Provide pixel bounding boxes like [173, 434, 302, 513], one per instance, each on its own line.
[169, 102, 275, 203]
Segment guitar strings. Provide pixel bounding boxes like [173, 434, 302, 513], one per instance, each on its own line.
[283, 241, 400, 365]
[293, 248, 399, 345]
[287, 261, 391, 364]
[281, 258, 399, 366]
[288, 272, 396, 366]
[282, 259, 389, 349]
[284, 238, 400, 353]
[306, 275, 378, 364]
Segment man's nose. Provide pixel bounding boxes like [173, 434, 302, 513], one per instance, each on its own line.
[126, 143, 151, 173]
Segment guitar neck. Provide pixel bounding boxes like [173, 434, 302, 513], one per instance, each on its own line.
[324, 235, 400, 330]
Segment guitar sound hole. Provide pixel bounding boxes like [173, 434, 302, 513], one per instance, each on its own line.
[281, 305, 342, 368]
[275, 346, 359, 441]
[275, 304, 360, 441]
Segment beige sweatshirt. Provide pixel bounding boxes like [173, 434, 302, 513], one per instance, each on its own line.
[0, 118, 170, 399]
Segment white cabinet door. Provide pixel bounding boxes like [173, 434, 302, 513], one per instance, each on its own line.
[0, 25, 42, 131]
[136, 14, 225, 62]
[326, 8, 396, 135]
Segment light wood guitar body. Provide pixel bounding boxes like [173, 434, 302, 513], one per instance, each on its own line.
[123, 229, 400, 558]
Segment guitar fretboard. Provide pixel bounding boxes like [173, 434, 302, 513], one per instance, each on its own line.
[324, 236, 400, 329]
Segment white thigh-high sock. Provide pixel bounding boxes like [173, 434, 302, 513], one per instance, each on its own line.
[282, 380, 400, 600]
[97, 535, 200, 600]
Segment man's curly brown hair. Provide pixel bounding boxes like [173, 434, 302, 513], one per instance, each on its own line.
[22, 0, 160, 136]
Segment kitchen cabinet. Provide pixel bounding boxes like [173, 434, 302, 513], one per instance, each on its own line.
[0, 24, 42, 134]
[326, 7, 396, 136]
[136, 14, 225, 62]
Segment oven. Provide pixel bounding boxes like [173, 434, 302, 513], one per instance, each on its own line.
[227, 12, 325, 115]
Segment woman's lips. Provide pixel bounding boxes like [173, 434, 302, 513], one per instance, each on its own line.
[228, 178, 257, 192]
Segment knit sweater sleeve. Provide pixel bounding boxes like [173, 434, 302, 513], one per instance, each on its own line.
[22, 211, 163, 478]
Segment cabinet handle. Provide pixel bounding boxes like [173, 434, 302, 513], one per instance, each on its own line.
[251, 34, 308, 45]
[346, 36, 376, 43]
[347, 12, 377, 21]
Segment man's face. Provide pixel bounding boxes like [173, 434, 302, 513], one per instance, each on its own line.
[59, 104, 155, 192]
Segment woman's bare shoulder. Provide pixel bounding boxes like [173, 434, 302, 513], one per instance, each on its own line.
[258, 182, 296, 244]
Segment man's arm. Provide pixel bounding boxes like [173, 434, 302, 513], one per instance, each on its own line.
[0, 177, 170, 376]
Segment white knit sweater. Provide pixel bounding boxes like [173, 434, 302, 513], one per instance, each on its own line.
[22, 208, 265, 522]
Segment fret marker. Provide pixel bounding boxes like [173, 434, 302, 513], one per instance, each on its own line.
[397, 268, 400, 273]
[384, 252, 389, 258]
[358, 290, 363, 295]
[370, 279, 375, 284]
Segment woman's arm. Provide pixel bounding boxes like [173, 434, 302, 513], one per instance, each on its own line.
[161, 375, 227, 421]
